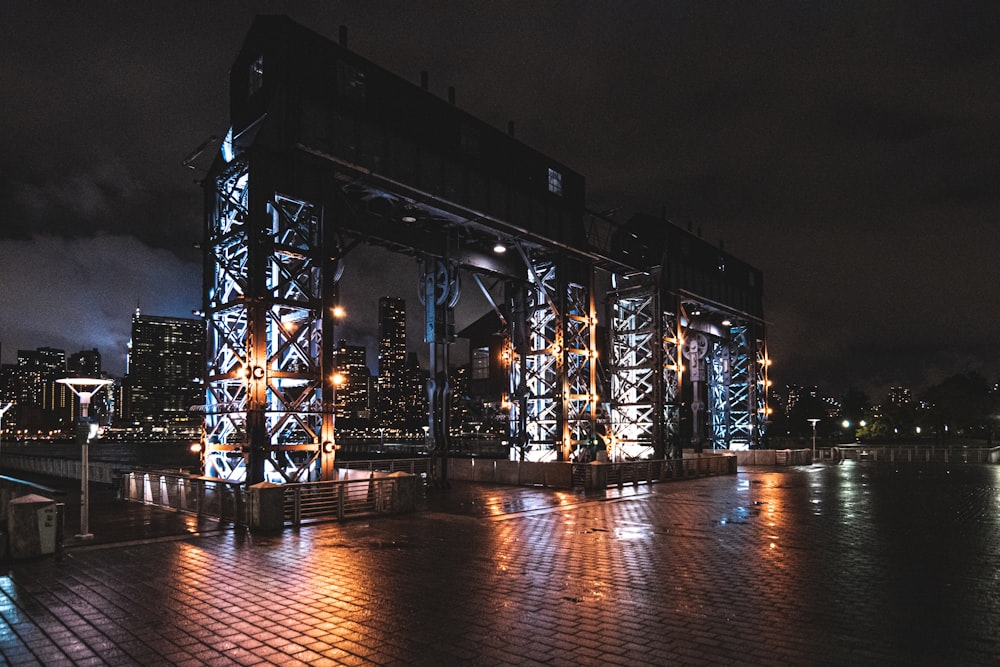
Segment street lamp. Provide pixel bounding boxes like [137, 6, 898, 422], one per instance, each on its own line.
[56, 378, 113, 540]
[808, 418, 820, 462]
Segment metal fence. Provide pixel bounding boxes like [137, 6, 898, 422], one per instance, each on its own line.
[283, 476, 414, 524]
[121, 470, 416, 528]
[831, 445, 1000, 464]
[572, 455, 737, 488]
[122, 471, 247, 524]
[336, 458, 431, 476]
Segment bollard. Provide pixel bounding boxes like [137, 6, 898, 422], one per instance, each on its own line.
[247, 482, 285, 533]
[7, 494, 59, 559]
[388, 472, 417, 512]
[586, 461, 606, 489]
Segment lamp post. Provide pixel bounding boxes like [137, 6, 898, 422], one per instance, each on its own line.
[56, 378, 113, 540]
[808, 418, 820, 462]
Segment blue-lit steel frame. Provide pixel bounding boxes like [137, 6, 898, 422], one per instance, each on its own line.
[609, 285, 659, 460]
[662, 306, 682, 457]
[709, 340, 730, 449]
[508, 255, 597, 461]
[606, 278, 767, 455]
[726, 322, 768, 449]
[203, 151, 338, 485]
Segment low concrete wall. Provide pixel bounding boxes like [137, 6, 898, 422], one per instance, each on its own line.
[448, 459, 574, 488]
[734, 449, 813, 466]
[1, 454, 120, 484]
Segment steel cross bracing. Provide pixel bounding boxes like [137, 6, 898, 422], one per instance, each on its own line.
[755, 338, 770, 445]
[709, 340, 730, 449]
[606, 284, 771, 457]
[609, 290, 659, 461]
[563, 280, 597, 458]
[508, 257, 597, 461]
[661, 309, 681, 457]
[727, 323, 754, 449]
[204, 158, 334, 484]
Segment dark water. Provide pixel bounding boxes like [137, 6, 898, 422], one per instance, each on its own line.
[1, 440, 201, 469]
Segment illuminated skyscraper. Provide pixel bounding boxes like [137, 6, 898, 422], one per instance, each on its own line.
[377, 297, 407, 428]
[17, 347, 68, 433]
[16, 347, 66, 406]
[126, 310, 204, 437]
[68, 348, 102, 377]
[333, 339, 372, 428]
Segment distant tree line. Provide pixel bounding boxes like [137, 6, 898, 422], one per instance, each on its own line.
[773, 372, 999, 445]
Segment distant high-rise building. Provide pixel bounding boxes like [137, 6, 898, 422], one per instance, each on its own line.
[403, 351, 428, 431]
[377, 297, 407, 428]
[15, 347, 68, 433]
[785, 384, 818, 416]
[68, 348, 102, 377]
[888, 386, 912, 406]
[16, 347, 66, 406]
[333, 339, 372, 428]
[67, 349, 115, 427]
[126, 310, 204, 437]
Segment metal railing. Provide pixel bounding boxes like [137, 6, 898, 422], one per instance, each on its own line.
[336, 458, 431, 476]
[572, 455, 737, 488]
[831, 445, 1000, 464]
[121, 470, 417, 528]
[122, 471, 247, 525]
[283, 476, 415, 525]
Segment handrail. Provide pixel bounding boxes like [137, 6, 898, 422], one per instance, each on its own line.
[121, 470, 417, 528]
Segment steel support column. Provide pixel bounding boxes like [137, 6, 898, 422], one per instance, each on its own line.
[508, 254, 595, 461]
[204, 151, 336, 484]
[728, 322, 753, 449]
[709, 340, 730, 449]
[609, 285, 660, 461]
[662, 306, 682, 458]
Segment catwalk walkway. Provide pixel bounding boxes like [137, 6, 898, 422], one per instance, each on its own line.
[2, 462, 999, 665]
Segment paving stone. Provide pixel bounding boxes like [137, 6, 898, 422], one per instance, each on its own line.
[3, 463, 1000, 665]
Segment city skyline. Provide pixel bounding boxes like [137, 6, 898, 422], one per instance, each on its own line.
[2, 3, 999, 398]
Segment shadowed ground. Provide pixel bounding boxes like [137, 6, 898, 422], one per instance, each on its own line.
[2, 462, 998, 665]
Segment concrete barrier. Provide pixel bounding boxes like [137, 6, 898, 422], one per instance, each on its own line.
[388, 472, 418, 513]
[734, 449, 816, 466]
[495, 461, 519, 485]
[247, 482, 285, 533]
[7, 494, 59, 559]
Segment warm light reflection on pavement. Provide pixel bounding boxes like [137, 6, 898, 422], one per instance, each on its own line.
[2, 464, 1000, 665]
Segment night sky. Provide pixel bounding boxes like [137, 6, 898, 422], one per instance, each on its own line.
[2, 2, 998, 399]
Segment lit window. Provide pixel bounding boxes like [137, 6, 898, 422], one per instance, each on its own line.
[471, 347, 490, 380]
[547, 167, 563, 196]
[249, 55, 264, 95]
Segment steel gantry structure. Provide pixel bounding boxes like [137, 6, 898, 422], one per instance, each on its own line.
[606, 215, 769, 459]
[199, 16, 768, 486]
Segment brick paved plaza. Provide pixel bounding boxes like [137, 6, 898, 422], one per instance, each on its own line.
[2, 462, 998, 665]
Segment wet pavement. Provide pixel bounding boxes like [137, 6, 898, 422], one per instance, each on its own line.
[2, 461, 1000, 665]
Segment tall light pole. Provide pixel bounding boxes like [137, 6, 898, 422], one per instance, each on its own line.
[808, 418, 820, 462]
[57, 378, 112, 540]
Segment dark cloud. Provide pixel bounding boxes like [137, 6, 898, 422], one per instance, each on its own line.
[0, 235, 200, 375]
[1, 2, 999, 398]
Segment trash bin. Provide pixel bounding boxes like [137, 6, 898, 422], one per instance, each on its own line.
[7, 494, 59, 559]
